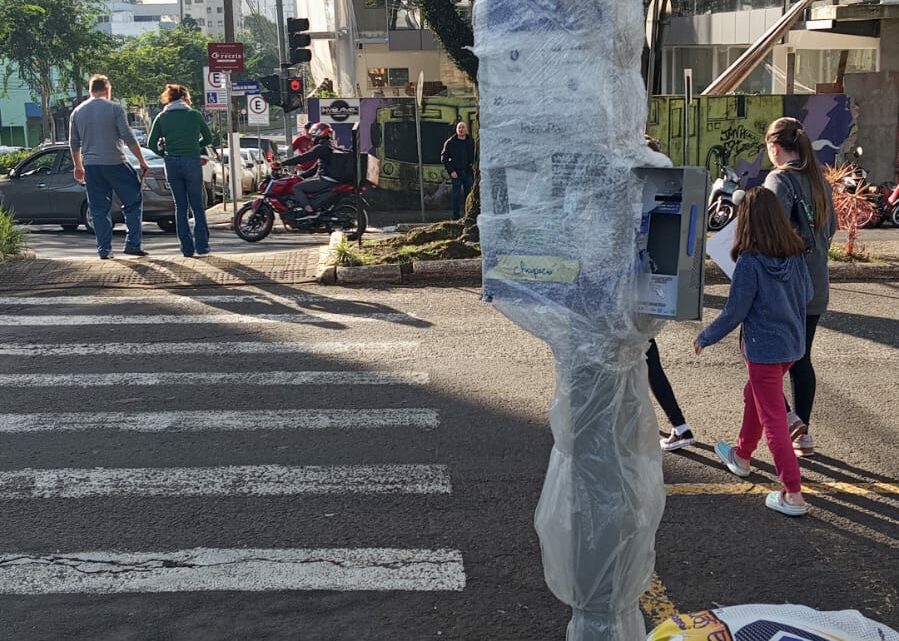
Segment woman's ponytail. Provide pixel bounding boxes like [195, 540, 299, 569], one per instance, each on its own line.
[765, 117, 829, 230]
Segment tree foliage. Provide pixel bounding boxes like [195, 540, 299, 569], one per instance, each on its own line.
[239, 13, 280, 81]
[99, 25, 211, 110]
[0, 0, 109, 141]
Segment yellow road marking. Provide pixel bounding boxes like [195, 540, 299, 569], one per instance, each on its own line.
[665, 482, 899, 496]
[642, 481, 898, 624]
[640, 572, 677, 625]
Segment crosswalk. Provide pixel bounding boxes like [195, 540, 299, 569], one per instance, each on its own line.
[0, 290, 465, 601]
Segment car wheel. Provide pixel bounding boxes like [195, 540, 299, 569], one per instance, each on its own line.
[81, 201, 95, 235]
[61, 224, 78, 232]
[157, 217, 177, 233]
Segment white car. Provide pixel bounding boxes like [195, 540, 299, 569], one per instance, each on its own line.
[245, 148, 272, 184]
[220, 148, 259, 193]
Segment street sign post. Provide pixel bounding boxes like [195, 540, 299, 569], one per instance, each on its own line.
[203, 66, 227, 111]
[247, 94, 269, 127]
[208, 43, 245, 73]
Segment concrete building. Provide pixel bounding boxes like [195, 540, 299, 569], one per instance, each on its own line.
[661, 0, 899, 181]
[289, 0, 473, 99]
[96, 1, 180, 37]
[181, 0, 242, 37]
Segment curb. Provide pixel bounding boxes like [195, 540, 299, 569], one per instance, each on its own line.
[317, 252, 899, 286]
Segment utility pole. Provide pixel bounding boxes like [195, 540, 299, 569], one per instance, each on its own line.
[275, 0, 292, 146]
[223, 0, 241, 208]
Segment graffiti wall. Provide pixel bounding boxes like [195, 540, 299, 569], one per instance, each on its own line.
[307, 96, 478, 210]
[306, 94, 854, 208]
[646, 93, 855, 188]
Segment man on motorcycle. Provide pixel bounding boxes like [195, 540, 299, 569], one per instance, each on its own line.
[273, 123, 341, 213]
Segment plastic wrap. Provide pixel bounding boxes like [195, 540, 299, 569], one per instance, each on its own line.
[648, 605, 899, 641]
[473, 2, 671, 640]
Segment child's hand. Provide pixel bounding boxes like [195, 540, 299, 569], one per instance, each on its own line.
[693, 337, 704, 355]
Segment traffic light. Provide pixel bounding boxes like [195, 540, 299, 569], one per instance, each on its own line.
[259, 74, 282, 108]
[287, 17, 311, 65]
[284, 77, 304, 113]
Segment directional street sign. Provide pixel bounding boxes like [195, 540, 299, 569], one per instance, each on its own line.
[231, 80, 260, 96]
[247, 94, 269, 126]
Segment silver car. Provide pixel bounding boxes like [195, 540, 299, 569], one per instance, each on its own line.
[0, 144, 192, 233]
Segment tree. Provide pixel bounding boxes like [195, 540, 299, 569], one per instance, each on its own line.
[413, 0, 480, 243]
[100, 24, 211, 111]
[0, 0, 108, 141]
[413, 0, 477, 85]
[239, 13, 280, 81]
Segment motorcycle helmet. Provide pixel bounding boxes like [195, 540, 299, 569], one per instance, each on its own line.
[309, 122, 333, 144]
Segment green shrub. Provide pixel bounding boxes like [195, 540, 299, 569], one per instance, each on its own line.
[0, 150, 31, 174]
[0, 205, 28, 261]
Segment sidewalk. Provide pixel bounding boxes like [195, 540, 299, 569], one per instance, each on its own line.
[1, 227, 896, 293]
[0, 250, 322, 292]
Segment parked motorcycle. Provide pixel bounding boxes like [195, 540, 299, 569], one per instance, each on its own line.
[887, 183, 899, 226]
[707, 165, 745, 231]
[233, 173, 368, 242]
[840, 153, 894, 228]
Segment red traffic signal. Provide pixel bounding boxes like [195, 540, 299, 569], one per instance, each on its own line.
[288, 77, 302, 93]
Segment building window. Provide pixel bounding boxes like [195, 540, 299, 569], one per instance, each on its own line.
[97, 15, 110, 22]
[387, 68, 410, 86]
[368, 67, 410, 87]
[134, 16, 156, 22]
[217, 6, 223, 12]
[387, 0, 421, 30]
[368, 68, 387, 88]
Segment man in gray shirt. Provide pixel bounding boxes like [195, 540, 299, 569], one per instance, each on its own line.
[69, 74, 150, 259]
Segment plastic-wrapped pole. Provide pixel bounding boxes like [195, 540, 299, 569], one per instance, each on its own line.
[473, 2, 671, 640]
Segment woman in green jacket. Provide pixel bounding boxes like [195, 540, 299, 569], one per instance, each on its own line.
[148, 84, 213, 257]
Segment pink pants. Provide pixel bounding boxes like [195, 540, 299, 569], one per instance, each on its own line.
[736, 361, 802, 493]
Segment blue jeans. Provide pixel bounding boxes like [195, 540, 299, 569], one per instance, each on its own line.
[84, 164, 143, 257]
[451, 171, 473, 220]
[164, 156, 209, 256]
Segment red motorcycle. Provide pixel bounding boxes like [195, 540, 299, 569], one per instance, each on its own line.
[233, 173, 368, 242]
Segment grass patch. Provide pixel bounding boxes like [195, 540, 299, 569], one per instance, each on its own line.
[828, 243, 874, 263]
[0, 205, 27, 262]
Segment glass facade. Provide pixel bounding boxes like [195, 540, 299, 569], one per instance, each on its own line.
[670, 0, 784, 16]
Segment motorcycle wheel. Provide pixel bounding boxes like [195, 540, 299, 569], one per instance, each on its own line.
[707, 200, 733, 232]
[333, 203, 367, 242]
[233, 202, 274, 242]
[891, 204, 899, 227]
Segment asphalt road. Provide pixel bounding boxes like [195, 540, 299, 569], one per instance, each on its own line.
[0, 282, 896, 640]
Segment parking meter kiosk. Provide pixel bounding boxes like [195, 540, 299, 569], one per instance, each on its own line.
[474, 1, 708, 640]
[635, 166, 709, 321]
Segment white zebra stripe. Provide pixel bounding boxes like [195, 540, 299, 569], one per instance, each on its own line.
[0, 408, 440, 433]
[0, 313, 420, 326]
[0, 371, 428, 387]
[0, 341, 420, 357]
[0, 464, 451, 498]
[0, 294, 370, 306]
[0, 548, 466, 594]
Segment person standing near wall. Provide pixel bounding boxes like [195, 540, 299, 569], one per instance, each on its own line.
[148, 84, 213, 258]
[69, 74, 150, 260]
[763, 117, 837, 457]
[441, 121, 475, 220]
